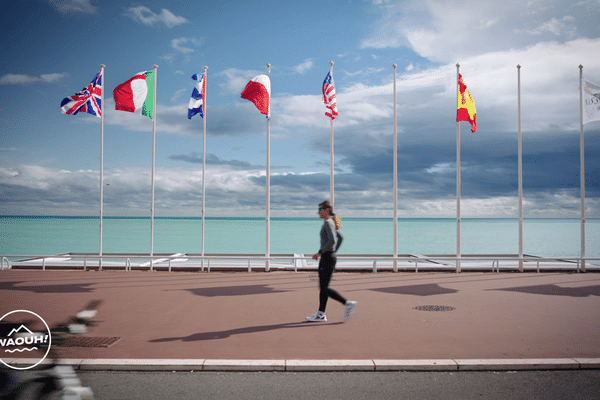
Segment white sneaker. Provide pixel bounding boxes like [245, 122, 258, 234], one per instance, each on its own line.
[306, 311, 327, 322]
[344, 301, 357, 321]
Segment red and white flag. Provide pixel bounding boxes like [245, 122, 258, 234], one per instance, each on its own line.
[323, 71, 338, 120]
[241, 74, 270, 117]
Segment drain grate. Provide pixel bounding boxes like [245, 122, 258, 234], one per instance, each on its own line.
[58, 336, 121, 348]
[413, 305, 455, 312]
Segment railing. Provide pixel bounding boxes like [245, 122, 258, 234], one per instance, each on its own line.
[1, 254, 598, 273]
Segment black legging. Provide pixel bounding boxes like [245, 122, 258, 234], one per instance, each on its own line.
[318, 251, 347, 312]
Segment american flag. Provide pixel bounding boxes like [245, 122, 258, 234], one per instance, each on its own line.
[322, 71, 338, 120]
[60, 69, 103, 117]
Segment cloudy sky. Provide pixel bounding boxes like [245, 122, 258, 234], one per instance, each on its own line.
[0, 0, 599, 218]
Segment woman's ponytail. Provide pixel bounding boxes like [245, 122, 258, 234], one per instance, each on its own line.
[332, 213, 342, 231]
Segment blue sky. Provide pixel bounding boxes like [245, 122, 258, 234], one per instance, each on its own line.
[0, 0, 599, 218]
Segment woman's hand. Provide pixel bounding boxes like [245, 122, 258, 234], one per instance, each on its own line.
[312, 253, 320, 260]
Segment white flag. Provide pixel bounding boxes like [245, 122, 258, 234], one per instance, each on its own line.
[583, 79, 600, 125]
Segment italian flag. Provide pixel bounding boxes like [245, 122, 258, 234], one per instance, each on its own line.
[113, 71, 155, 119]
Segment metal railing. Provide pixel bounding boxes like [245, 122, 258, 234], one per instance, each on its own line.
[1, 254, 598, 273]
[1, 257, 11, 270]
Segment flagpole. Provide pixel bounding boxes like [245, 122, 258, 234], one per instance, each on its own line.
[266, 62, 271, 272]
[202, 66, 208, 271]
[330, 61, 335, 205]
[150, 64, 158, 269]
[99, 64, 105, 271]
[579, 64, 586, 272]
[456, 64, 461, 273]
[393, 64, 398, 272]
[517, 65, 524, 272]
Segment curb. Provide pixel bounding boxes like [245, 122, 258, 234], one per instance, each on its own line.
[5, 358, 600, 372]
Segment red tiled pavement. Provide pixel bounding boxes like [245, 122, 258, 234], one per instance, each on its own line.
[1, 269, 599, 361]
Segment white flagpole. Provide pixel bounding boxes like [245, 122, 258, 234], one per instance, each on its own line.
[579, 64, 586, 272]
[393, 64, 398, 272]
[202, 66, 208, 271]
[150, 64, 158, 269]
[517, 65, 524, 272]
[99, 64, 105, 271]
[456, 64, 461, 273]
[330, 61, 335, 205]
[266, 63, 271, 272]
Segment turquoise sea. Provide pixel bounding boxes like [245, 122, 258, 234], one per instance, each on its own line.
[0, 217, 598, 258]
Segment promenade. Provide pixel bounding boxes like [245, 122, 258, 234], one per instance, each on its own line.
[1, 269, 599, 371]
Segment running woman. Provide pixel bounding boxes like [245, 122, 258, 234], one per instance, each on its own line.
[306, 201, 357, 322]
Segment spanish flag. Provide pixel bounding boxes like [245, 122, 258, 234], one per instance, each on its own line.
[457, 73, 477, 132]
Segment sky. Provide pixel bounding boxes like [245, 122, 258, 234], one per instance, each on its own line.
[0, 0, 599, 218]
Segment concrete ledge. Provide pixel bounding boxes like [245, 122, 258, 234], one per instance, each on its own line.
[373, 359, 458, 371]
[574, 358, 600, 369]
[5, 358, 599, 372]
[79, 359, 206, 371]
[286, 359, 375, 371]
[455, 358, 580, 371]
[0, 358, 85, 369]
[203, 359, 285, 371]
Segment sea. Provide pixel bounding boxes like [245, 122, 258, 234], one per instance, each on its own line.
[0, 217, 598, 259]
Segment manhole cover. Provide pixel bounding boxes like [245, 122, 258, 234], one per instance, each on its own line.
[413, 305, 455, 312]
[58, 336, 121, 348]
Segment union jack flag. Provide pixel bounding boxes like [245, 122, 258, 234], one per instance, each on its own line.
[60, 69, 103, 117]
[322, 71, 338, 120]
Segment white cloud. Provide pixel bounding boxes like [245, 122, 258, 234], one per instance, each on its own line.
[160, 53, 176, 62]
[524, 16, 577, 37]
[342, 67, 385, 79]
[0, 163, 268, 216]
[1, 154, 597, 216]
[361, 0, 599, 63]
[170, 88, 188, 103]
[41, 73, 68, 83]
[49, 0, 98, 15]
[294, 59, 314, 74]
[171, 37, 203, 53]
[0, 73, 68, 85]
[124, 6, 188, 28]
[271, 94, 324, 130]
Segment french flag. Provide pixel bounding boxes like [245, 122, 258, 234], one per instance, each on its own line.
[241, 74, 270, 117]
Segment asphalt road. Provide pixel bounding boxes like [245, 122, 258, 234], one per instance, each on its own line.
[75, 370, 600, 400]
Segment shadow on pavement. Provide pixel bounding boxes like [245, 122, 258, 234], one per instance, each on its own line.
[0, 281, 97, 293]
[181, 284, 289, 297]
[368, 283, 458, 296]
[491, 284, 600, 297]
[149, 321, 343, 342]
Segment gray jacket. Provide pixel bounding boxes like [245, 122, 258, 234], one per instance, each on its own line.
[319, 217, 344, 253]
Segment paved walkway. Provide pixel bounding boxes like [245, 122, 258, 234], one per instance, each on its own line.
[1, 269, 599, 371]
